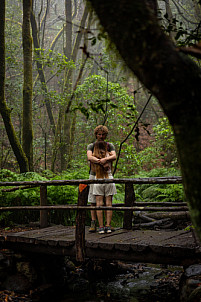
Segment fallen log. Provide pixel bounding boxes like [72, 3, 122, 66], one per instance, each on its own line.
[134, 212, 155, 222]
[146, 211, 190, 220]
[133, 218, 171, 229]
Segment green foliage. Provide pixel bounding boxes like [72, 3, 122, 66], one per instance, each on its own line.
[41, 169, 56, 178]
[71, 75, 139, 173]
[141, 184, 184, 202]
[152, 117, 178, 167]
[0, 168, 89, 226]
[116, 142, 142, 176]
[33, 49, 76, 107]
[159, 2, 201, 47]
[47, 168, 89, 206]
[112, 168, 184, 226]
[153, 117, 174, 148]
[136, 167, 181, 178]
[134, 168, 184, 203]
[107, 116, 178, 177]
[113, 167, 184, 206]
[0, 170, 49, 225]
[137, 146, 161, 171]
[130, 117, 178, 172]
[34, 49, 75, 74]
[73, 74, 136, 123]
[184, 224, 194, 231]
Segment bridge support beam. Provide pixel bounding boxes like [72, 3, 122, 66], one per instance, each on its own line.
[123, 183, 135, 230]
[40, 185, 48, 228]
[76, 184, 89, 261]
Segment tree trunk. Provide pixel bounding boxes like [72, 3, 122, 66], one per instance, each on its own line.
[22, 0, 33, 171]
[0, 0, 29, 173]
[51, 106, 64, 172]
[30, 11, 56, 135]
[40, 0, 50, 49]
[145, 0, 158, 15]
[60, 4, 89, 170]
[64, 0, 72, 58]
[87, 0, 201, 239]
[67, 111, 77, 168]
[60, 0, 73, 171]
[60, 111, 71, 171]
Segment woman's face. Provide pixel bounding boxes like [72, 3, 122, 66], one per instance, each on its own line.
[96, 131, 107, 141]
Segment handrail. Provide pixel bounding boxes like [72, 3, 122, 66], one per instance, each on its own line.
[0, 176, 182, 187]
[0, 205, 188, 211]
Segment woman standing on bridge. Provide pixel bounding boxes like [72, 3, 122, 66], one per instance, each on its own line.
[91, 140, 117, 234]
[87, 125, 116, 233]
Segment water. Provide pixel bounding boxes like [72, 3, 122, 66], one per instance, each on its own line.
[0, 251, 183, 302]
[58, 263, 183, 302]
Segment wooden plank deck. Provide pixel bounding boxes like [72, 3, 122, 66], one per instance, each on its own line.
[1, 225, 201, 266]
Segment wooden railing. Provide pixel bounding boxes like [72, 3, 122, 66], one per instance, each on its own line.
[0, 177, 186, 261]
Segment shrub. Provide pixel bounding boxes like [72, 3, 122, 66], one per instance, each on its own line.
[0, 168, 89, 226]
[134, 168, 184, 202]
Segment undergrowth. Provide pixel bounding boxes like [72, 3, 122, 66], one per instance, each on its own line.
[0, 168, 89, 226]
[0, 167, 184, 227]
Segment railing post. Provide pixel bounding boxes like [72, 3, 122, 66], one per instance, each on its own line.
[40, 185, 48, 228]
[123, 183, 136, 230]
[76, 184, 89, 262]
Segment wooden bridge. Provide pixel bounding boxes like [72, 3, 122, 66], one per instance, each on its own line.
[1, 225, 201, 267]
[1, 177, 201, 266]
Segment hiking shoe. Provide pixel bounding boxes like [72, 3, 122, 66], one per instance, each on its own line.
[89, 220, 96, 233]
[98, 227, 105, 234]
[105, 226, 112, 234]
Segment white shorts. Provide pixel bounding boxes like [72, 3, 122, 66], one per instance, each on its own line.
[88, 174, 96, 204]
[93, 175, 117, 197]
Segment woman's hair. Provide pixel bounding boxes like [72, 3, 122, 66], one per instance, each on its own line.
[94, 125, 108, 137]
[92, 141, 109, 179]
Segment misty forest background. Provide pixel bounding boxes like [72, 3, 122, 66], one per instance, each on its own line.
[1, 0, 198, 226]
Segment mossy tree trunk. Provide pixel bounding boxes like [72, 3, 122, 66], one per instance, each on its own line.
[30, 11, 56, 135]
[88, 0, 201, 239]
[67, 111, 77, 167]
[0, 0, 29, 173]
[51, 107, 64, 172]
[60, 0, 73, 171]
[64, 0, 72, 59]
[22, 0, 33, 171]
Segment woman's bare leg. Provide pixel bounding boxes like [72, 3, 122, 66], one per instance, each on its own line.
[96, 195, 104, 227]
[105, 195, 112, 226]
